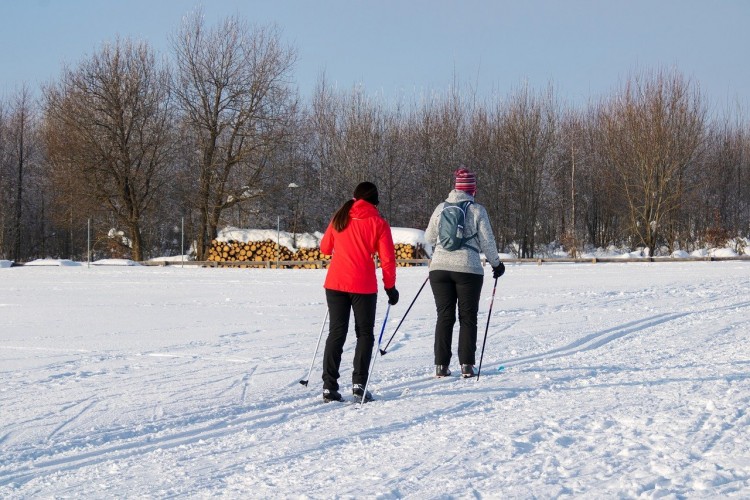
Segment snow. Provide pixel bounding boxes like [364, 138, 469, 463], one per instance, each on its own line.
[1, 262, 750, 497]
[149, 255, 190, 263]
[216, 226, 309, 249]
[4, 258, 140, 267]
[709, 248, 739, 258]
[0, 260, 12, 268]
[23, 258, 81, 267]
[91, 259, 142, 266]
[390, 227, 429, 247]
[216, 227, 429, 254]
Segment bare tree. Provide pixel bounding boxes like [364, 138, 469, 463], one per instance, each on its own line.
[548, 109, 585, 256]
[10, 91, 28, 261]
[0, 86, 42, 261]
[407, 89, 468, 229]
[579, 105, 624, 249]
[0, 99, 7, 257]
[466, 104, 512, 251]
[306, 79, 415, 228]
[171, 11, 297, 260]
[599, 70, 705, 256]
[496, 84, 558, 257]
[740, 124, 750, 238]
[44, 38, 174, 261]
[695, 120, 750, 247]
[313, 83, 382, 196]
[377, 105, 411, 224]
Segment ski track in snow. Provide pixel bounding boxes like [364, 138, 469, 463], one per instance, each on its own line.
[1, 263, 749, 497]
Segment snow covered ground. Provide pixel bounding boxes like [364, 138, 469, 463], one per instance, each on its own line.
[1, 261, 749, 498]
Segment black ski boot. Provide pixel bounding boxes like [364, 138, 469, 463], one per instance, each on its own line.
[435, 365, 451, 377]
[352, 384, 373, 402]
[461, 364, 477, 378]
[323, 388, 344, 402]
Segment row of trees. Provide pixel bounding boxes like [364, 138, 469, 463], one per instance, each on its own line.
[1, 12, 749, 262]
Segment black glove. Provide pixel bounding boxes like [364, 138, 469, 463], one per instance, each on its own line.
[385, 287, 399, 305]
[492, 262, 505, 279]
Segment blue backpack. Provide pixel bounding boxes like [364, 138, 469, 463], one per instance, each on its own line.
[437, 200, 478, 251]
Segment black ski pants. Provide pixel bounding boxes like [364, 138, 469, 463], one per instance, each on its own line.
[429, 270, 484, 366]
[322, 289, 377, 391]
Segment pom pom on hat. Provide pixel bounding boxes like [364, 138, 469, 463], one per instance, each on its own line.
[454, 167, 477, 196]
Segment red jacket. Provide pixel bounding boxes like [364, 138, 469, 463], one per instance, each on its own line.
[320, 200, 397, 294]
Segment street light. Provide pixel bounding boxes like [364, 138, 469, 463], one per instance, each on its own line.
[288, 183, 300, 247]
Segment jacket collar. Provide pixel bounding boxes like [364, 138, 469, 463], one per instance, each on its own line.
[446, 189, 475, 203]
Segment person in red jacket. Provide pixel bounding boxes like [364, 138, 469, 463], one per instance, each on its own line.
[319, 181, 399, 402]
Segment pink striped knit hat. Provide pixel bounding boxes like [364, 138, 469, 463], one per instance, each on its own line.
[454, 167, 477, 196]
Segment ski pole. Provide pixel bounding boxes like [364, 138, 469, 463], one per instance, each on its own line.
[476, 277, 499, 381]
[380, 276, 429, 355]
[360, 303, 390, 408]
[300, 309, 329, 386]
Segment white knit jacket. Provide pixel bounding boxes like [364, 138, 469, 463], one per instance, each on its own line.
[425, 190, 502, 275]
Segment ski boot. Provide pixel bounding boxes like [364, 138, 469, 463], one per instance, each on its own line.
[352, 384, 373, 402]
[323, 388, 344, 402]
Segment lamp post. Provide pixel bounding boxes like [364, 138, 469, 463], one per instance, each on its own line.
[288, 182, 300, 247]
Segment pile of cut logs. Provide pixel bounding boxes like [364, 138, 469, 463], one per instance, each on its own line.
[206, 239, 329, 268]
[393, 242, 428, 267]
[206, 239, 426, 268]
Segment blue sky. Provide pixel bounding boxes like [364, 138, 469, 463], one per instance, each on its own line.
[2, 0, 749, 111]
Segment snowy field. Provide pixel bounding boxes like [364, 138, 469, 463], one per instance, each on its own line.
[1, 261, 749, 498]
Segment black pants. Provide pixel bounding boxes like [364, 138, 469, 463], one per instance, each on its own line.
[430, 270, 484, 366]
[322, 289, 377, 391]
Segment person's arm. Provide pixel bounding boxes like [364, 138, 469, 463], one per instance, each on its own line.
[320, 222, 335, 255]
[475, 205, 501, 268]
[376, 221, 397, 290]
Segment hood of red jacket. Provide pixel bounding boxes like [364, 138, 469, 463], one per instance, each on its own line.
[349, 199, 380, 219]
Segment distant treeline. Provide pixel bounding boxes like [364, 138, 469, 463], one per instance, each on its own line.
[1, 11, 748, 262]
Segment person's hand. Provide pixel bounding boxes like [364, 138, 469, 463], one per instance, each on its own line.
[492, 262, 505, 279]
[385, 287, 399, 305]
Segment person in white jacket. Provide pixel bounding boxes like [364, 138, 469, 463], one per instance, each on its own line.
[424, 167, 505, 378]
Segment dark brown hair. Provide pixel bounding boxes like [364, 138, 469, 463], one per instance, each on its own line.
[331, 182, 379, 231]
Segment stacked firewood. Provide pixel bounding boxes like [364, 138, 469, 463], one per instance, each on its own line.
[206, 239, 331, 268]
[206, 239, 426, 268]
[393, 243, 428, 267]
[207, 239, 289, 263]
[292, 247, 330, 267]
